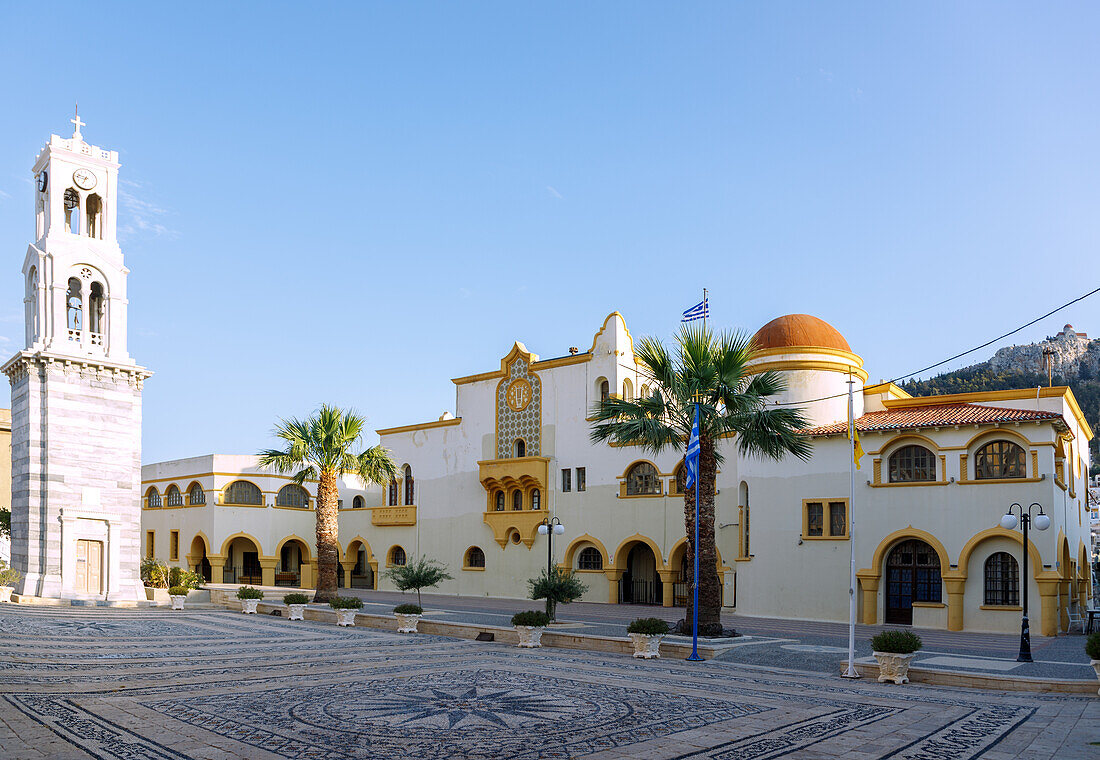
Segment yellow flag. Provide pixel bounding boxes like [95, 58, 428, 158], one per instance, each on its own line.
[849, 425, 865, 470]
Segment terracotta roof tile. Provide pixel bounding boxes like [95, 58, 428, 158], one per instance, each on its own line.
[801, 403, 1064, 436]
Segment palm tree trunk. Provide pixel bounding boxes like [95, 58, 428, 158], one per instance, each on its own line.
[313, 469, 340, 602]
[683, 436, 724, 636]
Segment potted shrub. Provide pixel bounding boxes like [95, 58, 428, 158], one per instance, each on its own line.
[0, 561, 22, 603]
[385, 556, 453, 608]
[394, 603, 423, 633]
[1086, 632, 1100, 696]
[283, 593, 309, 621]
[627, 617, 670, 659]
[168, 585, 189, 610]
[236, 586, 263, 614]
[528, 567, 587, 622]
[871, 630, 922, 684]
[140, 558, 170, 602]
[329, 596, 363, 627]
[512, 610, 551, 648]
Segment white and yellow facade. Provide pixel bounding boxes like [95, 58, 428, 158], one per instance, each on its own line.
[141, 312, 1095, 635]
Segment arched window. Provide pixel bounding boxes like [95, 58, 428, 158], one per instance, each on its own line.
[145, 487, 161, 508]
[353, 495, 365, 509]
[984, 552, 1020, 606]
[276, 484, 309, 508]
[514, 439, 526, 458]
[495, 490, 505, 511]
[164, 485, 183, 507]
[600, 379, 610, 403]
[86, 193, 102, 238]
[888, 445, 937, 482]
[88, 281, 105, 341]
[403, 465, 414, 505]
[387, 478, 398, 506]
[674, 461, 686, 494]
[26, 267, 38, 344]
[640, 384, 650, 399]
[389, 546, 406, 566]
[626, 462, 661, 496]
[512, 490, 524, 511]
[975, 441, 1026, 480]
[187, 483, 206, 505]
[531, 488, 541, 510]
[465, 546, 485, 568]
[224, 480, 263, 506]
[66, 277, 82, 332]
[623, 378, 633, 400]
[578, 546, 603, 570]
[739, 481, 750, 557]
[64, 188, 80, 234]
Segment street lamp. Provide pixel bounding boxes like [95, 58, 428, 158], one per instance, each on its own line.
[1000, 502, 1050, 662]
[537, 516, 565, 579]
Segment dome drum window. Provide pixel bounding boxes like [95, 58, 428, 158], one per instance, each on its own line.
[888, 445, 937, 483]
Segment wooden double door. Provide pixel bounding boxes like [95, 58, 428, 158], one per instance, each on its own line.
[74, 539, 103, 595]
[885, 539, 942, 625]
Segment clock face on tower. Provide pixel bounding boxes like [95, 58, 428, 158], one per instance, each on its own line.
[506, 379, 533, 411]
[72, 168, 97, 191]
[37, 171, 48, 193]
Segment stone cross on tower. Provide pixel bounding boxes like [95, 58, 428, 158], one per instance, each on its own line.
[70, 105, 85, 140]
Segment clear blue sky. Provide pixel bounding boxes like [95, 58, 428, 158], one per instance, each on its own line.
[1, 3, 1098, 462]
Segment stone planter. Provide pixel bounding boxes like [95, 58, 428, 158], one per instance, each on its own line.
[873, 651, 917, 684]
[145, 587, 170, 603]
[240, 599, 260, 614]
[1091, 660, 1100, 696]
[395, 613, 422, 633]
[335, 609, 358, 627]
[287, 604, 307, 621]
[0, 586, 13, 603]
[630, 632, 665, 659]
[169, 595, 187, 611]
[515, 625, 545, 648]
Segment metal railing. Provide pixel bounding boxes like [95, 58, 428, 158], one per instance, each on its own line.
[618, 578, 660, 605]
[222, 565, 262, 585]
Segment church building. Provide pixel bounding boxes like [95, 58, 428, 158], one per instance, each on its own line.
[4, 115, 150, 602]
[142, 312, 1094, 635]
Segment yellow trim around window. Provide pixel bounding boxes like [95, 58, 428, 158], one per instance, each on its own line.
[801, 498, 849, 540]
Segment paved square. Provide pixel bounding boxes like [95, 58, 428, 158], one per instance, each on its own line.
[0, 606, 1095, 759]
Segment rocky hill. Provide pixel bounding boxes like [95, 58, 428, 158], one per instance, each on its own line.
[900, 325, 1100, 468]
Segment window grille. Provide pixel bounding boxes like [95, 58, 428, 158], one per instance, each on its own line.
[465, 547, 485, 568]
[578, 547, 603, 570]
[975, 441, 1026, 479]
[165, 486, 183, 507]
[276, 484, 309, 508]
[224, 480, 262, 505]
[626, 462, 661, 496]
[984, 551, 1020, 606]
[889, 445, 937, 482]
[188, 484, 206, 505]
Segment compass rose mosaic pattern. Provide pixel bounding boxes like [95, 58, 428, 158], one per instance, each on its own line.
[0, 605, 1094, 760]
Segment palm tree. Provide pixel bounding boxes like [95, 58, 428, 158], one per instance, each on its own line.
[258, 404, 398, 602]
[590, 324, 811, 636]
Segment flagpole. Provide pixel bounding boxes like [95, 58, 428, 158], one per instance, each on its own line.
[843, 378, 860, 678]
[702, 288, 707, 333]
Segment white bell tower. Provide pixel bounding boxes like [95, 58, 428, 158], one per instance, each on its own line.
[3, 111, 150, 602]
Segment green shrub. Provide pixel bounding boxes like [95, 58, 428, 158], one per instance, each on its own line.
[328, 596, 364, 610]
[236, 586, 264, 600]
[0, 560, 22, 587]
[283, 593, 309, 606]
[394, 603, 423, 615]
[528, 567, 588, 620]
[385, 556, 453, 607]
[627, 617, 671, 636]
[1086, 632, 1100, 660]
[169, 567, 205, 590]
[140, 558, 169, 589]
[871, 630, 922, 654]
[168, 586, 189, 596]
[511, 610, 551, 627]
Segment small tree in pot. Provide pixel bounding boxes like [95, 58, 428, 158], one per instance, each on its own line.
[528, 567, 587, 621]
[627, 617, 671, 659]
[1086, 632, 1100, 696]
[236, 586, 263, 614]
[394, 603, 423, 633]
[512, 610, 551, 648]
[0, 561, 22, 603]
[385, 556, 452, 608]
[871, 630, 922, 684]
[329, 596, 363, 627]
[283, 593, 309, 621]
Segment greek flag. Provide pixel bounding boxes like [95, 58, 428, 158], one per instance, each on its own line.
[681, 297, 709, 323]
[684, 404, 701, 490]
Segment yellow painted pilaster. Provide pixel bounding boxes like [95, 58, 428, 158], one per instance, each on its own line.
[604, 569, 624, 604]
[259, 557, 278, 587]
[1038, 580, 1060, 637]
[340, 562, 356, 589]
[857, 574, 879, 625]
[206, 554, 226, 583]
[1059, 580, 1071, 631]
[658, 570, 676, 608]
[299, 562, 313, 589]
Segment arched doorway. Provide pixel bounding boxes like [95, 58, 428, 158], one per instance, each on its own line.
[885, 539, 942, 624]
[190, 535, 212, 582]
[276, 539, 310, 587]
[620, 543, 660, 604]
[347, 540, 374, 589]
[224, 536, 262, 585]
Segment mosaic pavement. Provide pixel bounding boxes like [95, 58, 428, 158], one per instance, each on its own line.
[0, 606, 1096, 759]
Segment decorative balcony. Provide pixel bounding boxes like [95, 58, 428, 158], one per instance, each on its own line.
[371, 506, 417, 527]
[478, 457, 550, 548]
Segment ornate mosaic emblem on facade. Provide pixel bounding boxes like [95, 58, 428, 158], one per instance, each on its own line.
[496, 357, 541, 458]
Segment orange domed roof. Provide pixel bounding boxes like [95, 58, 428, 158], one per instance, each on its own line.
[751, 314, 851, 353]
